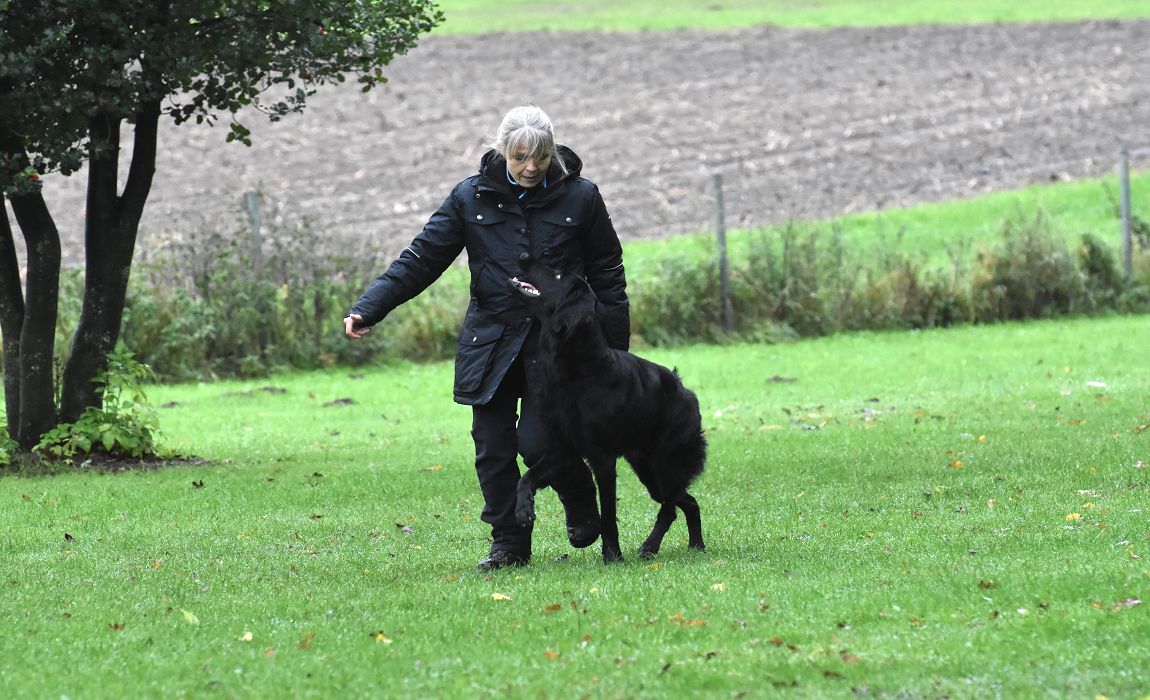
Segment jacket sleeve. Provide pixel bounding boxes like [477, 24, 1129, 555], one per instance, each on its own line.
[348, 187, 467, 326]
[581, 184, 631, 351]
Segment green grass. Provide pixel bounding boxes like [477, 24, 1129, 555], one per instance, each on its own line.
[432, 0, 1150, 34]
[3, 316, 1149, 697]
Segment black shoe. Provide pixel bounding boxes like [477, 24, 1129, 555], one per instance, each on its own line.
[476, 549, 530, 572]
[564, 502, 601, 549]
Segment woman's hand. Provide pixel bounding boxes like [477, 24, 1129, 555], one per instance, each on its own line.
[343, 314, 372, 340]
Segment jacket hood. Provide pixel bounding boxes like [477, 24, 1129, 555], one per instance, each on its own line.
[478, 144, 584, 187]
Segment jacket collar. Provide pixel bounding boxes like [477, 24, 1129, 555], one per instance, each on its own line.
[476, 145, 583, 203]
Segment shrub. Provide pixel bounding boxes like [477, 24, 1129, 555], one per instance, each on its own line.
[970, 212, 1087, 322]
[35, 346, 165, 459]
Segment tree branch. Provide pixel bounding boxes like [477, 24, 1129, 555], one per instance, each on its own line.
[119, 99, 160, 231]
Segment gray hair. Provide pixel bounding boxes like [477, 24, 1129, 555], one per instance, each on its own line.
[490, 105, 567, 175]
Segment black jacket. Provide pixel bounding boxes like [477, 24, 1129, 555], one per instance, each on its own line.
[349, 146, 630, 405]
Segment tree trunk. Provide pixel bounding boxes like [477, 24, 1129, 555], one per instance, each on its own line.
[6, 191, 61, 449]
[0, 203, 27, 440]
[59, 104, 159, 422]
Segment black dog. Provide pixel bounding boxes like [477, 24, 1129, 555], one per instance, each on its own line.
[510, 255, 707, 562]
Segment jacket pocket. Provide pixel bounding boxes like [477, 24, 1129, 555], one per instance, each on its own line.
[453, 317, 506, 394]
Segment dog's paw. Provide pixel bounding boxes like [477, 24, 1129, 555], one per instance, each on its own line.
[637, 544, 659, 559]
[602, 546, 624, 564]
[515, 497, 536, 527]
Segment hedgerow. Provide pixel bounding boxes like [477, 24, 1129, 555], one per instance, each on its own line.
[52, 206, 1148, 382]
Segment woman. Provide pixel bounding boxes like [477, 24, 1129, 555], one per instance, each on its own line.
[344, 105, 630, 571]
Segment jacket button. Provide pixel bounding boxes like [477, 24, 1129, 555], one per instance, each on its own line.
[475, 193, 480, 199]
[518, 252, 529, 262]
[565, 217, 572, 223]
[497, 203, 503, 209]
[476, 214, 483, 221]
[472, 335, 478, 342]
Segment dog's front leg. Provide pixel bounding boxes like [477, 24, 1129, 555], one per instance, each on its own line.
[515, 468, 543, 527]
[516, 450, 559, 527]
[589, 458, 622, 563]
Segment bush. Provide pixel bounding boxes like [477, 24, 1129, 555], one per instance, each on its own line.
[35, 346, 165, 459]
[121, 209, 402, 380]
[970, 212, 1087, 321]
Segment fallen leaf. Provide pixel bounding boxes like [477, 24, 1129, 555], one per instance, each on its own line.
[396, 523, 414, 535]
[543, 650, 559, 660]
[1066, 513, 1082, 521]
[543, 603, 562, 613]
[839, 650, 860, 665]
[491, 593, 511, 601]
[370, 631, 392, 644]
[108, 622, 125, 631]
[64, 533, 75, 543]
[192, 480, 205, 489]
[710, 583, 727, 591]
[948, 460, 963, 469]
[240, 631, 253, 642]
[669, 612, 705, 627]
[150, 560, 162, 570]
[181, 609, 200, 625]
[299, 630, 316, 650]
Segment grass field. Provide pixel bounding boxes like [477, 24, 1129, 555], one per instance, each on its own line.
[2, 316, 1148, 697]
[431, 0, 1150, 33]
[4, 2, 1150, 697]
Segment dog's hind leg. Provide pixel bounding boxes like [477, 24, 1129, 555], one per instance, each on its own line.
[638, 502, 677, 559]
[677, 492, 705, 552]
[589, 458, 623, 563]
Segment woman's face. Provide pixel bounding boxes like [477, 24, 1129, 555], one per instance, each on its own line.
[508, 148, 551, 188]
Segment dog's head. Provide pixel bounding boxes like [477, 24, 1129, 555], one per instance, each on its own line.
[509, 254, 595, 333]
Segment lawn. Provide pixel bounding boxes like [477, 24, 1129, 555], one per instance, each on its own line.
[2, 316, 1148, 697]
[4, 2, 1149, 697]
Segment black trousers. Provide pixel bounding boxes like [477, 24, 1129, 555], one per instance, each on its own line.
[470, 354, 596, 553]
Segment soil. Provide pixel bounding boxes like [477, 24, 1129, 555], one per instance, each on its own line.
[35, 20, 1150, 266]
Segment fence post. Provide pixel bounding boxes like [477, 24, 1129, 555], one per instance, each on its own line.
[1120, 150, 1132, 281]
[713, 173, 735, 334]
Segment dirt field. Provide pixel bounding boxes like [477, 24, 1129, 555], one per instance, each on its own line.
[38, 20, 1150, 265]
